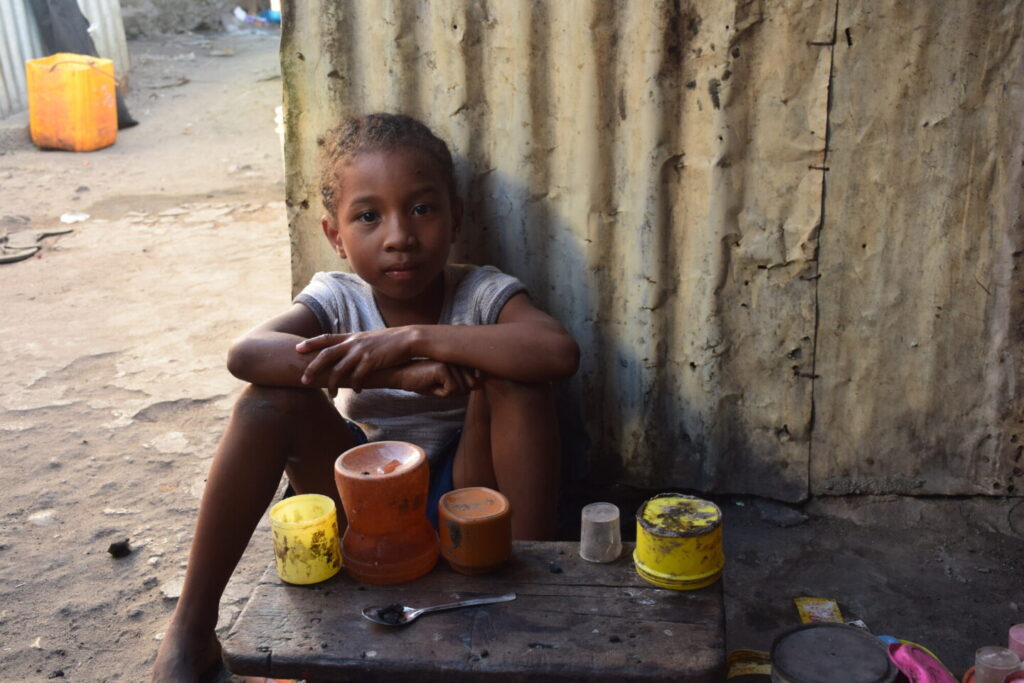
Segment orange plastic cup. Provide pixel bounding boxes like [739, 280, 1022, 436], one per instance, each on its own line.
[334, 441, 438, 585]
[439, 487, 511, 574]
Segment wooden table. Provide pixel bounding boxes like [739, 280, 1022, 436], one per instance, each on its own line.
[222, 541, 724, 682]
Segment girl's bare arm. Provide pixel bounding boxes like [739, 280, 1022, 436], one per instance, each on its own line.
[226, 304, 329, 386]
[227, 304, 474, 397]
[414, 293, 579, 381]
[298, 293, 580, 391]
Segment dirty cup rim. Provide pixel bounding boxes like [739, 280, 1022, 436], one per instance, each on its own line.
[335, 440, 425, 480]
[636, 492, 722, 537]
[582, 501, 621, 522]
[269, 493, 336, 530]
[440, 487, 509, 523]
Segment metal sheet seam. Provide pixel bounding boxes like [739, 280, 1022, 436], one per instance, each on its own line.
[806, 0, 840, 497]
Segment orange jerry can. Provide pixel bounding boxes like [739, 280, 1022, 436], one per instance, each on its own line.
[26, 53, 117, 152]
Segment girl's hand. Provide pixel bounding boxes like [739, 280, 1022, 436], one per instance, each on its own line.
[296, 327, 418, 396]
[399, 360, 478, 397]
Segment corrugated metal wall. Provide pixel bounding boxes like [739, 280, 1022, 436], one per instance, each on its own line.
[0, 0, 129, 118]
[812, 0, 1024, 496]
[0, 0, 43, 118]
[282, 0, 1023, 500]
[79, 0, 131, 86]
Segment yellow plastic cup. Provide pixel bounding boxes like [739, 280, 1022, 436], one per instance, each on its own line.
[269, 494, 342, 585]
[633, 493, 723, 590]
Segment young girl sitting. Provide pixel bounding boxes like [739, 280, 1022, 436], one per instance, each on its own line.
[151, 113, 580, 682]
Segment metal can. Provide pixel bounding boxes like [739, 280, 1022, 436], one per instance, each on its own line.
[770, 623, 897, 683]
[633, 493, 723, 590]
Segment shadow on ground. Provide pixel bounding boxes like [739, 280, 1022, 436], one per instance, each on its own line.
[561, 485, 1024, 676]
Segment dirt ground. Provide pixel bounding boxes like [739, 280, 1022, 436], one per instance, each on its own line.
[1, 26, 1023, 683]
[0, 29, 288, 681]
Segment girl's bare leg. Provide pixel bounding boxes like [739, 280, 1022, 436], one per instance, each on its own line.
[151, 385, 354, 682]
[454, 376, 560, 540]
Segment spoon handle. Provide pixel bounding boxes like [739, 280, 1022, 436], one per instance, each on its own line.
[414, 592, 517, 618]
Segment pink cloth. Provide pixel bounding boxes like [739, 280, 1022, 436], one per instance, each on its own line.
[887, 643, 957, 683]
[1010, 624, 1024, 659]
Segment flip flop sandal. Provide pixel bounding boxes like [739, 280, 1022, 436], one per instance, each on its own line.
[0, 246, 41, 264]
[887, 642, 957, 683]
[0, 227, 74, 264]
[5, 228, 73, 249]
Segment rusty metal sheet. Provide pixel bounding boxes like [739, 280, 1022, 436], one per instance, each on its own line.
[282, 0, 834, 500]
[812, 0, 1024, 495]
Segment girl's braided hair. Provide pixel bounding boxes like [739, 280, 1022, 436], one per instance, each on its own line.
[319, 113, 456, 218]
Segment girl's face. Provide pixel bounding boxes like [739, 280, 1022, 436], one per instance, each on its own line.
[322, 147, 462, 312]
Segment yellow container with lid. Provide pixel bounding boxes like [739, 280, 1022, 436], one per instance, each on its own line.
[633, 493, 723, 590]
[26, 53, 117, 152]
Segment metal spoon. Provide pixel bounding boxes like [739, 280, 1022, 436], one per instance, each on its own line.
[362, 592, 517, 626]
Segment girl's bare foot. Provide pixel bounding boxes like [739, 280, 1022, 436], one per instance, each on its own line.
[151, 623, 222, 683]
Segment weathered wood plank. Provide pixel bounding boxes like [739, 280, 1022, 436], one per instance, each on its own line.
[222, 541, 724, 682]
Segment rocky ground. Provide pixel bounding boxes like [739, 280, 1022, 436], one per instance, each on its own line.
[1, 24, 1022, 683]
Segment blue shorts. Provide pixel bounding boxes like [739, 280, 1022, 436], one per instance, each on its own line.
[342, 422, 460, 530]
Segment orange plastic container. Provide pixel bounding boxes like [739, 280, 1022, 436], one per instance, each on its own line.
[334, 441, 439, 585]
[26, 53, 117, 152]
[439, 487, 511, 575]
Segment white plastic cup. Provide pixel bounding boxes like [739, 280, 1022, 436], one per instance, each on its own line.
[579, 502, 622, 563]
[974, 646, 1020, 683]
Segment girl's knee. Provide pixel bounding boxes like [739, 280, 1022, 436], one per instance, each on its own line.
[479, 375, 553, 403]
[234, 385, 327, 421]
